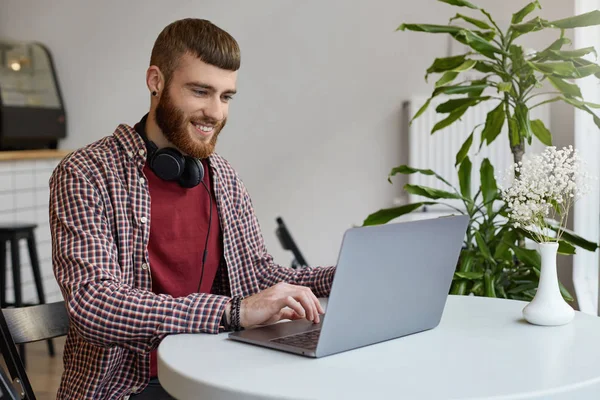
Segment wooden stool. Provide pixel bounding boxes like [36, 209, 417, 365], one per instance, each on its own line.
[0, 223, 55, 367]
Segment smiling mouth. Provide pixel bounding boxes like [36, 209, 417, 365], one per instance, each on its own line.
[191, 121, 215, 136]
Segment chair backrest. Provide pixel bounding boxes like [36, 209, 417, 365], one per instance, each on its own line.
[275, 216, 309, 269]
[2, 302, 69, 345]
[0, 301, 69, 399]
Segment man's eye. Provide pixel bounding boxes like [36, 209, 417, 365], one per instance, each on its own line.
[194, 90, 207, 96]
[223, 95, 234, 102]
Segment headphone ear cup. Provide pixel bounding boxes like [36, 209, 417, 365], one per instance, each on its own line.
[179, 156, 204, 188]
[151, 148, 186, 181]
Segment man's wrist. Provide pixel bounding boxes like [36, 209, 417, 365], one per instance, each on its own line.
[220, 301, 232, 331]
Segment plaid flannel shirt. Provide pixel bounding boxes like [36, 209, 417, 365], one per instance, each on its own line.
[49, 123, 336, 399]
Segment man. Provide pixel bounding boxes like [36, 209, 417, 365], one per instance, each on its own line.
[49, 18, 335, 400]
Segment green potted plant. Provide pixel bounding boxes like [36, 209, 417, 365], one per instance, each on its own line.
[363, 0, 600, 301]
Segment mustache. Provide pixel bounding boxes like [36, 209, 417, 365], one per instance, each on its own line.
[189, 116, 222, 126]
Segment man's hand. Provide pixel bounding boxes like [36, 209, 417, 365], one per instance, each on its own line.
[238, 282, 325, 329]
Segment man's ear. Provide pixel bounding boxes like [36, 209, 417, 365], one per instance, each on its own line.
[146, 66, 164, 96]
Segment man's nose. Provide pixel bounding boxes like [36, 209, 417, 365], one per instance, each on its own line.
[203, 97, 224, 122]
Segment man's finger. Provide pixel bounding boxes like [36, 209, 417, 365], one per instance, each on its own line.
[281, 296, 306, 318]
[295, 292, 317, 323]
[302, 287, 324, 317]
[279, 308, 303, 321]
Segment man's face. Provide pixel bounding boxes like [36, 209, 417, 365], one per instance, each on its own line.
[154, 53, 237, 159]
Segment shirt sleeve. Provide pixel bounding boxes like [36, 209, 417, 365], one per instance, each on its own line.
[49, 165, 230, 354]
[239, 181, 336, 298]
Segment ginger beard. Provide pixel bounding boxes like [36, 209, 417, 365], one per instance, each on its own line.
[154, 87, 226, 159]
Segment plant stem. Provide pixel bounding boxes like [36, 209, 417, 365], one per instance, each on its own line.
[525, 91, 562, 103]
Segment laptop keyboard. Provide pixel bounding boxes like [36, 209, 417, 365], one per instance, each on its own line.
[270, 329, 321, 350]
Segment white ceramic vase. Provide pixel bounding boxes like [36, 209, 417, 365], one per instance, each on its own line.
[522, 242, 574, 326]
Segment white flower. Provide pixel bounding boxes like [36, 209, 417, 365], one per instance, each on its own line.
[500, 146, 593, 243]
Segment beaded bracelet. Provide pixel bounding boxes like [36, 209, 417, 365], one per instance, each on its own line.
[230, 295, 244, 331]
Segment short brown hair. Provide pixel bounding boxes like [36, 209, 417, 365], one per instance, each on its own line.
[150, 18, 240, 85]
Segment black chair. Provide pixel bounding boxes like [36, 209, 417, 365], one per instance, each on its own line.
[0, 224, 54, 365]
[0, 301, 69, 400]
[275, 217, 309, 269]
[0, 365, 19, 400]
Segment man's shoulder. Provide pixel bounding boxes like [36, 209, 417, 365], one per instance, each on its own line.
[209, 153, 250, 194]
[53, 125, 131, 179]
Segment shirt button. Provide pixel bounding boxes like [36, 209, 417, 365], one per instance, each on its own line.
[139, 177, 145, 185]
[138, 149, 146, 157]
[140, 216, 147, 224]
[141, 263, 149, 270]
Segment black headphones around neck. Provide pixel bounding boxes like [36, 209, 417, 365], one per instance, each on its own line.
[136, 115, 205, 188]
[135, 114, 213, 293]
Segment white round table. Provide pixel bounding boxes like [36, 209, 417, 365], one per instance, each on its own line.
[158, 295, 600, 400]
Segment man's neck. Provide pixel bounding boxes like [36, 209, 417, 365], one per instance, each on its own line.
[145, 111, 172, 150]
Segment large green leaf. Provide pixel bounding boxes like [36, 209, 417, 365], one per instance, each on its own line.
[511, 245, 541, 269]
[397, 24, 463, 34]
[547, 76, 583, 98]
[467, 79, 489, 98]
[455, 131, 474, 166]
[435, 71, 459, 87]
[458, 156, 472, 199]
[508, 117, 520, 146]
[450, 251, 475, 295]
[484, 270, 497, 297]
[432, 104, 471, 133]
[559, 281, 575, 302]
[550, 10, 600, 29]
[475, 231, 495, 264]
[450, 13, 492, 30]
[387, 165, 452, 187]
[404, 184, 463, 200]
[362, 202, 438, 226]
[495, 230, 518, 259]
[474, 61, 495, 73]
[563, 97, 600, 129]
[436, 96, 488, 113]
[511, 17, 553, 36]
[497, 82, 512, 93]
[576, 63, 600, 78]
[558, 241, 576, 255]
[530, 119, 553, 146]
[529, 61, 579, 79]
[410, 98, 432, 125]
[455, 271, 484, 280]
[453, 59, 479, 72]
[481, 102, 505, 146]
[426, 55, 467, 75]
[549, 47, 598, 59]
[546, 224, 599, 252]
[480, 158, 497, 214]
[438, 0, 478, 9]
[515, 103, 533, 144]
[572, 57, 600, 79]
[433, 84, 489, 97]
[452, 30, 504, 59]
[532, 37, 572, 62]
[512, 1, 541, 24]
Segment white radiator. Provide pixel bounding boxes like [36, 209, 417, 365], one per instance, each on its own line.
[404, 96, 550, 210]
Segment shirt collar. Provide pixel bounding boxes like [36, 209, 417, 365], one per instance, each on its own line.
[112, 115, 220, 176]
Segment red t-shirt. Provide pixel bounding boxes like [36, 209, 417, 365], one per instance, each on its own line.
[144, 158, 222, 378]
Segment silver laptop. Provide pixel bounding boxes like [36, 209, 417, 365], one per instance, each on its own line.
[228, 215, 469, 358]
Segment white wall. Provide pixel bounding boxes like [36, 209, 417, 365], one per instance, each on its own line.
[0, 0, 576, 270]
[574, 0, 600, 315]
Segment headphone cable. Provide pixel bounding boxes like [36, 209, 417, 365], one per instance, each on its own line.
[197, 179, 212, 293]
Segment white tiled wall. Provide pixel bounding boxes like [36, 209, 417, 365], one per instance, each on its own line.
[0, 158, 64, 305]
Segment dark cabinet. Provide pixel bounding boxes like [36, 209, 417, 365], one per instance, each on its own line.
[0, 40, 66, 150]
